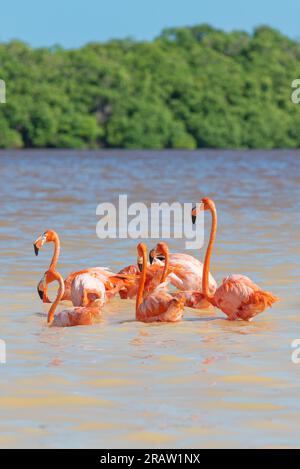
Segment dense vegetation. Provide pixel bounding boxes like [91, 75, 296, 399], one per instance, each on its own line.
[0, 24, 300, 149]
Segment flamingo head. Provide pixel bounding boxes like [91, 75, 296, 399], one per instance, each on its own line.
[33, 230, 56, 256]
[149, 242, 168, 265]
[191, 197, 215, 224]
[149, 245, 166, 265]
[37, 269, 58, 301]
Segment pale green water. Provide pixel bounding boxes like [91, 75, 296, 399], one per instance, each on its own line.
[0, 149, 299, 448]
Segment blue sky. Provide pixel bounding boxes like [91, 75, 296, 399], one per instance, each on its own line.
[0, 0, 299, 48]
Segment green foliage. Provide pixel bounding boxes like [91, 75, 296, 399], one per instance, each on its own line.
[0, 25, 300, 149]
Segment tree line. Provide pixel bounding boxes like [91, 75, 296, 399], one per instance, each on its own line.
[0, 24, 300, 149]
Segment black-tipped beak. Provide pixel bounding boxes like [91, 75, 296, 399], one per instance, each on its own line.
[37, 282, 44, 300]
[138, 263, 143, 273]
[34, 244, 39, 256]
[191, 205, 197, 225]
[149, 250, 154, 265]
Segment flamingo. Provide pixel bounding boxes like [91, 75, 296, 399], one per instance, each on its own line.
[117, 254, 183, 300]
[192, 197, 279, 321]
[135, 243, 185, 323]
[34, 230, 129, 303]
[149, 244, 217, 308]
[42, 270, 102, 327]
[150, 242, 211, 309]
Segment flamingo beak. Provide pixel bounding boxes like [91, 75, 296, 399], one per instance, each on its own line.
[149, 249, 155, 265]
[191, 205, 197, 225]
[137, 256, 143, 272]
[33, 234, 47, 256]
[191, 203, 205, 224]
[149, 248, 165, 264]
[37, 279, 44, 300]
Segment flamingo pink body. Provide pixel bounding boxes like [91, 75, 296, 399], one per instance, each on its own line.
[55, 266, 125, 303]
[135, 243, 184, 323]
[167, 253, 217, 295]
[44, 269, 101, 327]
[51, 305, 100, 327]
[151, 248, 215, 309]
[152, 252, 216, 301]
[71, 273, 106, 308]
[117, 264, 140, 299]
[137, 282, 184, 323]
[212, 274, 278, 321]
[173, 290, 209, 309]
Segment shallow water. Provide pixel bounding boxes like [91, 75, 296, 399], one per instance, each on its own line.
[0, 149, 299, 448]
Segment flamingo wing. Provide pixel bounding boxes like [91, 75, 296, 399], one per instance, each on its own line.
[63, 267, 115, 301]
[238, 290, 279, 321]
[168, 254, 217, 295]
[137, 283, 184, 323]
[223, 274, 261, 292]
[51, 306, 100, 327]
[71, 273, 106, 307]
[117, 264, 140, 299]
[214, 276, 255, 320]
[215, 274, 279, 321]
[174, 290, 210, 309]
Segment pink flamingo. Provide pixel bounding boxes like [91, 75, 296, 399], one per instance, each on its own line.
[117, 254, 183, 300]
[193, 198, 279, 321]
[135, 243, 185, 323]
[149, 242, 217, 308]
[42, 270, 102, 327]
[150, 242, 211, 309]
[34, 230, 128, 303]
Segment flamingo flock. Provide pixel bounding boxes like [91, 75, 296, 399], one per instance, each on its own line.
[33, 197, 278, 327]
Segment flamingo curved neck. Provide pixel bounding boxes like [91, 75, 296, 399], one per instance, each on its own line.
[136, 249, 147, 314]
[202, 205, 217, 299]
[160, 246, 169, 283]
[47, 272, 65, 325]
[49, 233, 60, 270]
